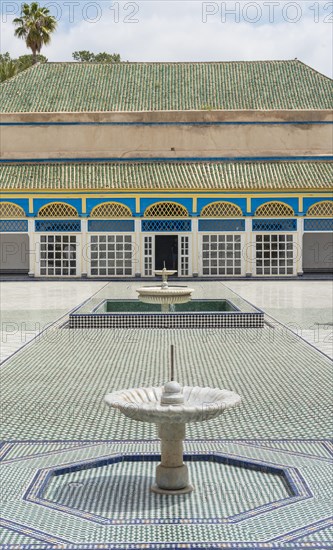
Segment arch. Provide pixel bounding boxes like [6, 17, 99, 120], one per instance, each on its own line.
[254, 201, 294, 217]
[144, 202, 189, 218]
[200, 201, 243, 218]
[37, 202, 79, 218]
[306, 201, 333, 218]
[0, 202, 25, 218]
[90, 202, 132, 218]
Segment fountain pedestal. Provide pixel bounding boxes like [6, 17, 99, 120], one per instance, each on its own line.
[105, 378, 241, 496]
[153, 422, 192, 494]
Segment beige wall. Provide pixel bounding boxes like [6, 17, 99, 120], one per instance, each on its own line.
[1, 110, 332, 160]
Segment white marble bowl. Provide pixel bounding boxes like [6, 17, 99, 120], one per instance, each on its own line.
[136, 286, 194, 304]
[104, 386, 241, 424]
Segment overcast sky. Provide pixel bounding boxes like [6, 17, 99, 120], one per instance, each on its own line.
[1, 1, 332, 77]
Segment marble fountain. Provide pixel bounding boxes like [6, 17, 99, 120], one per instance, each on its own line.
[105, 346, 241, 494]
[69, 265, 264, 328]
[136, 266, 195, 313]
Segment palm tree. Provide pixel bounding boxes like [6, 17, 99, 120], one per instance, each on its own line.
[13, 2, 57, 65]
[0, 60, 19, 83]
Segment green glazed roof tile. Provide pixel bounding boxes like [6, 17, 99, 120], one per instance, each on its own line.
[0, 60, 332, 113]
[0, 160, 331, 191]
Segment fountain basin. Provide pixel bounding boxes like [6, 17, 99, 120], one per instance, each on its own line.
[105, 381, 241, 494]
[105, 385, 241, 424]
[137, 286, 194, 305]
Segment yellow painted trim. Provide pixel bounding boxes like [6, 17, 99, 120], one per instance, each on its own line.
[135, 197, 140, 214]
[246, 197, 251, 213]
[82, 197, 86, 214]
[298, 196, 303, 213]
[192, 197, 197, 214]
[28, 197, 34, 214]
[2, 188, 332, 195]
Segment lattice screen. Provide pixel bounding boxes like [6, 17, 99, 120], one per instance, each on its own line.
[254, 202, 294, 217]
[200, 202, 242, 217]
[0, 220, 28, 232]
[0, 202, 25, 218]
[252, 219, 297, 232]
[37, 203, 79, 218]
[304, 219, 333, 231]
[144, 202, 189, 218]
[306, 201, 333, 217]
[142, 220, 191, 232]
[35, 220, 81, 232]
[90, 202, 132, 218]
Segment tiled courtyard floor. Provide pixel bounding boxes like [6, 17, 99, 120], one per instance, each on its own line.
[0, 281, 332, 548]
[225, 280, 333, 358]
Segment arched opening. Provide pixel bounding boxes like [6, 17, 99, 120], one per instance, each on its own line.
[254, 202, 294, 217]
[90, 202, 132, 218]
[0, 202, 25, 218]
[200, 202, 243, 217]
[144, 202, 189, 218]
[306, 201, 333, 217]
[37, 203, 79, 218]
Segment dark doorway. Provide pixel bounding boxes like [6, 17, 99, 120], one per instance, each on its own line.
[155, 235, 178, 272]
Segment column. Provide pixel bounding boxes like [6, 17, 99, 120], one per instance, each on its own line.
[296, 217, 304, 276]
[28, 218, 36, 277]
[192, 218, 199, 276]
[245, 217, 254, 277]
[81, 219, 88, 277]
[134, 218, 141, 277]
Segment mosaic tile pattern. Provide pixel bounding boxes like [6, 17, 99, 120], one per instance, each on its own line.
[0, 440, 331, 548]
[69, 312, 264, 329]
[1, 282, 332, 548]
[1, 326, 332, 442]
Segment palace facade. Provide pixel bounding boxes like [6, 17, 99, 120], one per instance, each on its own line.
[0, 60, 332, 278]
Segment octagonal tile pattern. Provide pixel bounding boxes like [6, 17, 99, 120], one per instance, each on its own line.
[0, 440, 332, 549]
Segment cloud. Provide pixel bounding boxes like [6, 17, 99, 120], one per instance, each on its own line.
[0, 1, 332, 77]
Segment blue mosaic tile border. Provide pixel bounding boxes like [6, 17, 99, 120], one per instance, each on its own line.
[23, 451, 311, 527]
[1, 440, 331, 550]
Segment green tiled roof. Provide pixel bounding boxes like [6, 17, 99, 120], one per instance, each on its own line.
[0, 160, 331, 191]
[0, 61, 332, 112]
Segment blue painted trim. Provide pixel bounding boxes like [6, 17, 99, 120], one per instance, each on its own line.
[0, 155, 332, 163]
[1, 120, 332, 127]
